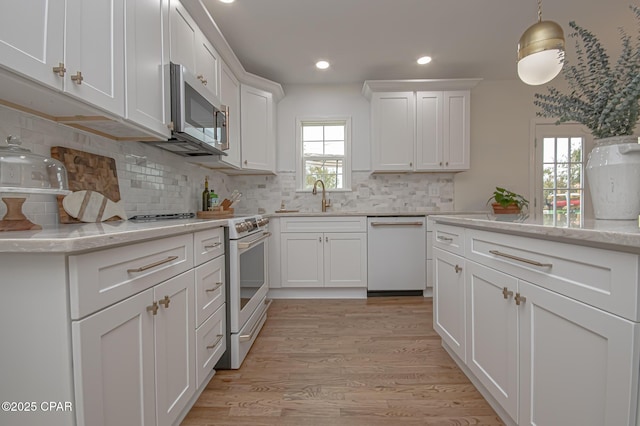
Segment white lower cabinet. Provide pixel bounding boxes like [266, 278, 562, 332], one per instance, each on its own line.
[72, 288, 156, 426]
[433, 247, 466, 361]
[433, 221, 640, 426]
[280, 231, 367, 288]
[279, 216, 368, 289]
[73, 270, 195, 426]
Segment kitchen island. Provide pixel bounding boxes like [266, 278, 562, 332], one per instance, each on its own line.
[430, 213, 640, 426]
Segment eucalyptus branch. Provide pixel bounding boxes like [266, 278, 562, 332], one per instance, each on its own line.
[534, 4, 640, 139]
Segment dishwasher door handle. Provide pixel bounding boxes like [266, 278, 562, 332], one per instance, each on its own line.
[370, 221, 424, 227]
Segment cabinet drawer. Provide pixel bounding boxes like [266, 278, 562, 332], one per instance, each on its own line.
[69, 234, 193, 319]
[194, 227, 224, 266]
[281, 216, 366, 233]
[195, 255, 225, 327]
[466, 229, 640, 321]
[432, 223, 465, 255]
[195, 303, 226, 389]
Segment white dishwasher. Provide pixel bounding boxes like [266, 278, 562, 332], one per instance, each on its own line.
[367, 216, 426, 295]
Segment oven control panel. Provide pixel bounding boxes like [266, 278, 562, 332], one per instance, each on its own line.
[229, 215, 269, 239]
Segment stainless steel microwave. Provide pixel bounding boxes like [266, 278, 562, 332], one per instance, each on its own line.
[147, 62, 228, 156]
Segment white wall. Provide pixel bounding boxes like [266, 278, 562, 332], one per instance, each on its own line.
[455, 80, 540, 210]
[277, 84, 371, 171]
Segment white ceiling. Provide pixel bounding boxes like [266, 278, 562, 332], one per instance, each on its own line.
[200, 0, 636, 86]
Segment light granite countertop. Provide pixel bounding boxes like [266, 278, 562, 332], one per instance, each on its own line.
[430, 213, 640, 253]
[0, 218, 229, 253]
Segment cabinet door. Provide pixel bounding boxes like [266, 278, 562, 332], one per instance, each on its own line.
[241, 84, 274, 171]
[124, 0, 171, 138]
[280, 233, 323, 287]
[433, 247, 466, 361]
[154, 270, 196, 426]
[195, 32, 220, 99]
[168, 1, 197, 73]
[0, 0, 64, 90]
[415, 91, 443, 170]
[371, 92, 415, 171]
[324, 233, 367, 288]
[443, 91, 470, 170]
[219, 61, 241, 168]
[519, 281, 640, 426]
[72, 289, 156, 426]
[64, 0, 125, 116]
[466, 261, 518, 423]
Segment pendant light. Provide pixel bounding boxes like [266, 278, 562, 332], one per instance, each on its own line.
[517, 0, 565, 85]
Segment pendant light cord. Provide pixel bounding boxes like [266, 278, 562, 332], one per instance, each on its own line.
[537, 0, 542, 22]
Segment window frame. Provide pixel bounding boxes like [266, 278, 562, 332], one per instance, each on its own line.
[295, 116, 352, 192]
[530, 119, 594, 222]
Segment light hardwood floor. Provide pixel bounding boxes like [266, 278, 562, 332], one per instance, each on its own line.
[182, 297, 504, 426]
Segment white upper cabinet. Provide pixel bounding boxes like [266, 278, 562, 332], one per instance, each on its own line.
[0, 0, 126, 116]
[371, 92, 415, 171]
[169, 1, 220, 100]
[169, 1, 197, 72]
[65, 0, 125, 117]
[0, 0, 65, 90]
[241, 84, 275, 172]
[364, 80, 479, 173]
[0, 0, 171, 139]
[124, 0, 171, 138]
[219, 61, 241, 168]
[195, 33, 221, 99]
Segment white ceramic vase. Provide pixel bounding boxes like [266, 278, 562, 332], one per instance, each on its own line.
[586, 135, 640, 220]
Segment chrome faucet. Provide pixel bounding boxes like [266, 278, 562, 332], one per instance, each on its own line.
[312, 179, 331, 212]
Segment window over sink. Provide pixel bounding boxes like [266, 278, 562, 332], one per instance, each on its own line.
[296, 117, 351, 191]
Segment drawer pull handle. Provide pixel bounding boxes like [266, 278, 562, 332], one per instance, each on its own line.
[502, 287, 514, 299]
[146, 302, 159, 316]
[238, 232, 272, 249]
[437, 236, 454, 242]
[204, 242, 222, 250]
[158, 295, 170, 309]
[489, 250, 552, 268]
[206, 334, 224, 349]
[206, 282, 224, 292]
[370, 221, 424, 227]
[127, 256, 179, 273]
[239, 308, 268, 342]
[515, 293, 527, 306]
[454, 264, 462, 273]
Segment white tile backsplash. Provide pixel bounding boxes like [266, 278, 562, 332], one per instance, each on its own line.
[0, 106, 455, 227]
[0, 106, 230, 227]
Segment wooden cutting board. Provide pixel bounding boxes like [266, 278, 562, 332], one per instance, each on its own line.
[50, 146, 122, 223]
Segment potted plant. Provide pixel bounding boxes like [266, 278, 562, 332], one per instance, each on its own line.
[487, 187, 529, 214]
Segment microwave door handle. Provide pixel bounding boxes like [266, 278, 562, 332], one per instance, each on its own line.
[237, 232, 272, 250]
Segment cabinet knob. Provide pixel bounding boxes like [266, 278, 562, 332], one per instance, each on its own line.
[70, 71, 83, 85]
[325, 236, 328, 242]
[439, 162, 443, 166]
[319, 237, 322, 243]
[197, 74, 208, 86]
[158, 295, 170, 309]
[502, 287, 514, 299]
[454, 264, 462, 273]
[515, 293, 527, 306]
[52, 62, 66, 77]
[146, 302, 159, 315]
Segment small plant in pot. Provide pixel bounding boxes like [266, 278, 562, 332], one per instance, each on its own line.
[487, 187, 529, 214]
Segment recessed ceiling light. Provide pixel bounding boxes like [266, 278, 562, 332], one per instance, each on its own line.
[219, 0, 235, 3]
[417, 56, 432, 65]
[316, 60, 330, 70]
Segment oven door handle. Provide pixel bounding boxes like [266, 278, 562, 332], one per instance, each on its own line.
[237, 231, 272, 249]
[239, 299, 272, 342]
